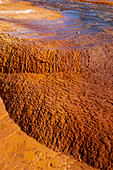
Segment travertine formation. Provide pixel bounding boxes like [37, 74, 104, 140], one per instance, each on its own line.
[1, 34, 113, 75]
[0, 0, 113, 169]
[0, 33, 113, 169]
[1, 97, 99, 170]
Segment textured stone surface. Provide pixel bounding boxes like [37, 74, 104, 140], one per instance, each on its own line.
[1, 33, 113, 75]
[0, 72, 113, 169]
[0, 29, 113, 169]
[0, 33, 80, 74]
[0, 97, 97, 170]
[0, 1, 113, 169]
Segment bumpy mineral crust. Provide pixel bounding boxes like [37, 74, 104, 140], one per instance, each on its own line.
[0, 0, 113, 168]
[0, 72, 113, 170]
[0, 32, 113, 169]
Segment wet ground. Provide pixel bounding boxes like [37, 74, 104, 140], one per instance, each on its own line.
[31, 0, 113, 39]
[0, 0, 113, 41]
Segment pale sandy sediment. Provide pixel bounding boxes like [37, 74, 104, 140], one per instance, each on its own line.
[0, 1, 63, 20]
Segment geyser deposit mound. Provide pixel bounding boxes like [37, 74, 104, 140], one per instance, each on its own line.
[0, 33, 113, 169]
[0, 0, 113, 169]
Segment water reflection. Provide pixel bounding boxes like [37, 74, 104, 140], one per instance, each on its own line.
[9, 0, 113, 39]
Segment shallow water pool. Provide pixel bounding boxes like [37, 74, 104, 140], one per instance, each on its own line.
[1, 0, 113, 40]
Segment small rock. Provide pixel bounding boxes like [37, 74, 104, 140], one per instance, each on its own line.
[77, 31, 80, 34]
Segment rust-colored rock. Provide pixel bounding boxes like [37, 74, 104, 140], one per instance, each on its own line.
[0, 72, 113, 169]
[0, 2, 113, 167]
[1, 34, 113, 75]
[0, 97, 98, 170]
[0, 34, 80, 74]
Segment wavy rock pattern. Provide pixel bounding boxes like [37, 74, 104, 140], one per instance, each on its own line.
[1, 97, 98, 170]
[0, 34, 113, 169]
[0, 34, 80, 74]
[0, 34, 113, 75]
[0, 73, 113, 169]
